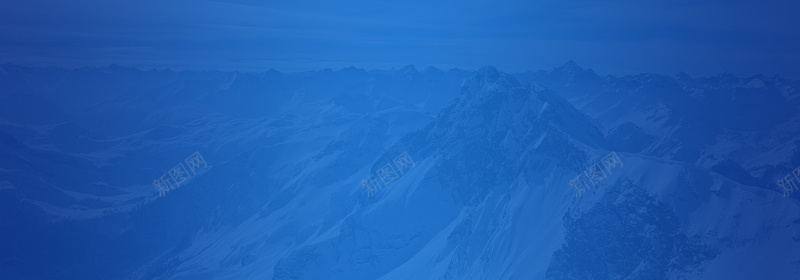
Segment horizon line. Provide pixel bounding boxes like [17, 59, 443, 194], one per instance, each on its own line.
[0, 62, 793, 80]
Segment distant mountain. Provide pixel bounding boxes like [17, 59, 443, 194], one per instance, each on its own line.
[0, 63, 798, 279]
[525, 62, 800, 193]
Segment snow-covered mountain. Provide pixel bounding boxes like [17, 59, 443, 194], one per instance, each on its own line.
[1, 63, 798, 279]
[524, 62, 800, 193]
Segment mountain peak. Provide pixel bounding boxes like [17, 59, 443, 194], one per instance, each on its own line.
[400, 64, 418, 74]
[459, 66, 522, 99]
[544, 60, 600, 83]
[555, 60, 592, 74]
[476, 66, 501, 81]
[422, 66, 443, 75]
[562, 60, 582, 69]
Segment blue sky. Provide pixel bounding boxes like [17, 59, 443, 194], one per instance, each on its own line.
[1, 0, 798, 77]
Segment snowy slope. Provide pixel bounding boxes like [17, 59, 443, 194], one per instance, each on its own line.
[525, 62, 800, 197]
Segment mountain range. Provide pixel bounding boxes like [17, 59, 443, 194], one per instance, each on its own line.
[1, 62, 799, 279]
